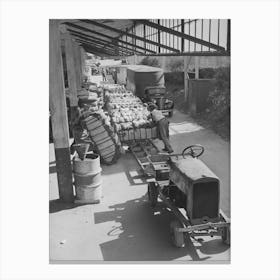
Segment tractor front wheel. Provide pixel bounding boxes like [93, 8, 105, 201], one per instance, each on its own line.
[170, 220, 185, 248]
[148, 182, 158, 208]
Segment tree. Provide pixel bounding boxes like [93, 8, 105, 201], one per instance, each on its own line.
[168, 59, 184, 72]
[139, 57, 160, 67]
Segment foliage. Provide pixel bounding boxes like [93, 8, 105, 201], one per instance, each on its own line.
[164, 58, 184, 84]
[199, 68, 216, 79]
[207, 67, 230, 129]
[139, 57, 160, 67]
[168, 59, 184, 72]
[164, 72, 184, 85]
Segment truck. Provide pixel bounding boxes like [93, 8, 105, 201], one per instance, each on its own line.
[126, 65, 174, 117]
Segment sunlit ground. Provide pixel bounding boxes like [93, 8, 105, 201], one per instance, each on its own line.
[169, 121, 204, 136]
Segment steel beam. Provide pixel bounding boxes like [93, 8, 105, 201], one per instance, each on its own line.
[227, 19, 231, 53]
[79, 20, 180, 53]
[81, 42, 130, 57]
[115, 19, 136, 40]
[83, 47, 118, 57]
[70, 30, 111, 45]
[181, 19, 185, 52]
[65, 23, 156, 54]
[82, 46, 110, 57]
[68, 32, 128, 55]
[70, 32, 141, 55]
[157, 19, 161, 53]
[79, 42, 116, 56]
[74, 38, 116, 55]
[70, 30, 141, 55]
[76, 39, 132, 56]
[142, 51, 230, 57]
[135, 19, 225, 52]
[143, 24, 146, 53]
[71, 32, 145, 55]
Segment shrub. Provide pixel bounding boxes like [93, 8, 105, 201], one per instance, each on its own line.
[199, 68, 216, 79]
[208, 67, 230, 125]
[168, 59, 184, 72]
[164, 72, 184, 85]
[139, 56, 160, 67]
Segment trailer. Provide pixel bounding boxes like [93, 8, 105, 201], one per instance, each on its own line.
[126, 65, 165, 98]
[130, 141, 230, 248]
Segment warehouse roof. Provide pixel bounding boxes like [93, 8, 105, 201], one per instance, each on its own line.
[59, 19, 230, 58]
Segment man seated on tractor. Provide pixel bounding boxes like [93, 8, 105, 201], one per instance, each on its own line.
[147, 102, 174, 154]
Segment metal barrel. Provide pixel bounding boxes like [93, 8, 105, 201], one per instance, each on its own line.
[73, 153, 102, 204]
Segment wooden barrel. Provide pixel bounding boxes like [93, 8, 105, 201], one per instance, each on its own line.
[73, 153, 102, 204]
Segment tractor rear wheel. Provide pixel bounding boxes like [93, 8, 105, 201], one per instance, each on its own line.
[221, 226, 230, 246]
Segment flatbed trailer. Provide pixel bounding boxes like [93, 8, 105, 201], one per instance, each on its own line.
[129, 140, 230, 248]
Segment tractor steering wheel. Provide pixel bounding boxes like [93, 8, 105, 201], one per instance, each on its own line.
[182, 145, 204, 158]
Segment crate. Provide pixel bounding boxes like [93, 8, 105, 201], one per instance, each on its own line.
[118, 126, 158, 143]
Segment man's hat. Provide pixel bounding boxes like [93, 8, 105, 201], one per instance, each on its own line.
[147, 102, 158, 111]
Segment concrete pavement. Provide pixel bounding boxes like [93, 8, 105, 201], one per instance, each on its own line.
[49, 109, 230, 262]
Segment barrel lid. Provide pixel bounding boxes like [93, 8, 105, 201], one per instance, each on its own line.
[73, 153, 100, 161]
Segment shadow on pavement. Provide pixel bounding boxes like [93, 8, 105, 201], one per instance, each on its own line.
[124, 170, 154, 186]
[101, 153, 139, 176]
[49, 199, 80, 214]
[197, 239, 229, 255]
[95, 194, 210, 261]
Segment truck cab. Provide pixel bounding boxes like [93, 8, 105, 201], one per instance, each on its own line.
[144, 86, 174, 117]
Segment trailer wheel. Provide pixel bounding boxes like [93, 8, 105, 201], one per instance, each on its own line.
[222, 226, 230, 246]
[170, 220, 185, 248]
[148, 182, 158, 207]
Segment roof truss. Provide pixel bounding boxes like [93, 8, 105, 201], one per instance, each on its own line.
[135, 19, 225, 52]
[79, 20, 180, 53]
[65, 23, 156, 54]
[62, 19, 230, 57]
[69, 30, 145, 55]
